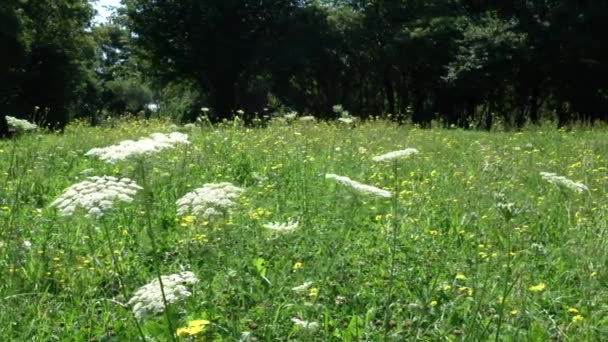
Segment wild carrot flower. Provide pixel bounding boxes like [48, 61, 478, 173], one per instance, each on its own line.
[539, 172, 588, 193]
[325, 174, 393, 198]
[299, 116, 316, 122]
[372, 148, 419, 162]
[176, 182, 244, 220]
[128, 271, 198, 319]
[50, 176, 142, 218]
[292, 281, 313, 294]
[5, 116, 37, 131]
[263, 220, 299, 233]
[291, 318, 320, 332]
[85, 132, 189, 163]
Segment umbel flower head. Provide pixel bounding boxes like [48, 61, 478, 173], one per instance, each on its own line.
[325, 174, 393, 198]
[50, 176, 142, 218]
[85, 132, 190, 163]
[372, 148, 419, 162]
[540, 172, 588, 193]
[5, 115, 37, 132]
[176, 182, 244, 220]
[128, 271, 199, 320]
[291, 318, 320, 332]
[263, 220, 299, 233]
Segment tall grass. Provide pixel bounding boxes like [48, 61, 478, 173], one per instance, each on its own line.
[1, 118, 606, 340]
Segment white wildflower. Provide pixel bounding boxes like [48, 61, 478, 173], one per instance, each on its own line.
[237, 109, 245, 115]
[263, 220, 299, 233]
[284, 111, 298, 120]
[5, 116, 37, 132]
[201, 107, 210, 112]
[85, 132, 190, 163]
[299, 116, 316, 122]
[372, 148, 419, 162]
[22, 240, 32, 250]
[128, 271, 199, 320]
[50, 176, 142, 218]
[292, 281, 314, 294]
[176, 182, 244, 220]
[239, 332, 257, 342]
[291, 318, 320, 332]
[325, 174, 393, 198]
[540, 172, 588, 193]
[338, 117, 354, 124]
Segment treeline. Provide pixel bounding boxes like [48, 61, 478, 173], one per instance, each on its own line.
[2, 0, 608, 134]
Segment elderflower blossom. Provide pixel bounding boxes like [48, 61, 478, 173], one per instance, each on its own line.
[263, 220, 299, 233]
[5, 116, 37, 131]
[540, 172, 588, 193]
[49, 176, 142, 218]
[372, 148, 419, 162]
[325, 174, 393, 198]
[291, 318, 320, 332]
[128, 271, 199, 319]
[176, 182, 244, 220]
[85, 132, 190, 163]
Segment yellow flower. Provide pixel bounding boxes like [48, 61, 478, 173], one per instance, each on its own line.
[309, 288, 319, 298]
[572, 315, 585, 323]
[510, 310, 519, 316]
[430, 300, 438, 307]
[455, 274, 467, 280]
[176, 319, 210, 337]
[567, 307, 579, 314]
[293, 262, 304, 271]
[528, 282, 546, 292]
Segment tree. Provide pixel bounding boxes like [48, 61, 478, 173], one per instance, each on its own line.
[0, 0, 25, 137]
[126, 0, 305, 120]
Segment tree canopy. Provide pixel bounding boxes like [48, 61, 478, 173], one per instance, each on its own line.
[2, 0, 608, 133]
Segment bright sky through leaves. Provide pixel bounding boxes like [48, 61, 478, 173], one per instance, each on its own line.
[92, 0, 121, 23]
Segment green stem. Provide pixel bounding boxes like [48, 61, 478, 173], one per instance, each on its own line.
[138, 159, 177, 342]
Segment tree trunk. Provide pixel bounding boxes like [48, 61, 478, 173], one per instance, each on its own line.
[384, 74, 395, 115]
[0, 115, 8, 138]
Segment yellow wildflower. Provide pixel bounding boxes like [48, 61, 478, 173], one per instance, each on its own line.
[528, 282, 546, 292]
[455, 274, 467, 280]
[572, 315, 584, 323]
[176, 319, 210, 337]
[309, 288, 319, 298]
[293, 262, 304, 271]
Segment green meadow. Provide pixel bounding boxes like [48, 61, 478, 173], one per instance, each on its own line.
[1, 119, 607, 341]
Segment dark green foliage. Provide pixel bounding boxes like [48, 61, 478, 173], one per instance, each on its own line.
[2, 0, 608, 129]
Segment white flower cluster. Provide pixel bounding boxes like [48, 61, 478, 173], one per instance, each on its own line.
[85, 132, 190, 163]
[50, 176, 142, 218]
[291, 318, 320, 332]
[540, 172, 589, 193]
[128, 271, 199, 320]
[292, 281, 314, 294]
[5, 116, 37, 131]
[176, 182, 244, 220]
[299, 116, 316, 122]
[372, 148, 419, 162]
[263, 220, 299, 233]
[325, 174, 393, 198]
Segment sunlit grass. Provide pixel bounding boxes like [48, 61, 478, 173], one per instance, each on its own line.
[1, 118, 607, 340]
